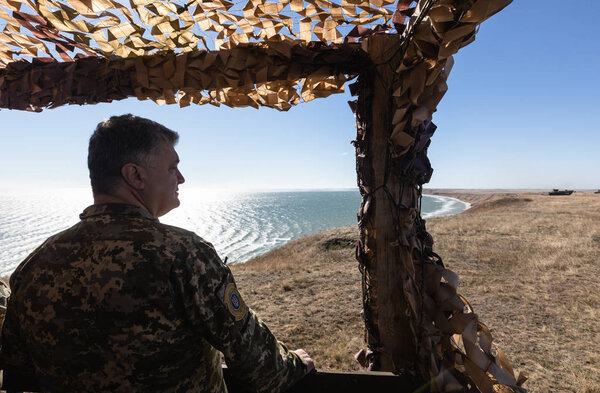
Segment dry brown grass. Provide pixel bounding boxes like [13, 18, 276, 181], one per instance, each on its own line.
[231, 227, 364, 371]
[233, 191, 600, 393]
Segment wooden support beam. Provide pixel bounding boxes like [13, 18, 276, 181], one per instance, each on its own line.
[224, 368, 424, 393]
[2, 366, 424, 393]
[0, 43, 368, 111]
[354, 34, 423, 374]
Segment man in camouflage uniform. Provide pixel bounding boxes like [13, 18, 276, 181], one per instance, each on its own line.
[0, 114, 314, 393]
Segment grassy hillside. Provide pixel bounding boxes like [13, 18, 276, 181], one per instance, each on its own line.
[232, 192, 600, 393]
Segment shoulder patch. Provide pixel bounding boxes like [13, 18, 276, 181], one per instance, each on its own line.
[224, 282, 247, 321]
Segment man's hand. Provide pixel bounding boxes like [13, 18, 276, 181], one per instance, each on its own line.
[293, 349, 315, 373]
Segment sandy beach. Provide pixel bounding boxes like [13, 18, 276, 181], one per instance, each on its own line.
[232, 190, 600, 393]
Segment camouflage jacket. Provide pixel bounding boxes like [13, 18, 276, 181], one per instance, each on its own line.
[0, 203, 308, 393]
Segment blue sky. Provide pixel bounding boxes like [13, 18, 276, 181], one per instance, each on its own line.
[1, 0, 598, 191]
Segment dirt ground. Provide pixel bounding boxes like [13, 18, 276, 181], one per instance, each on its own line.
[232, 191, 600, 393]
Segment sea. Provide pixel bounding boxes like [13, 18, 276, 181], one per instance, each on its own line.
[0, 188, 469, 275]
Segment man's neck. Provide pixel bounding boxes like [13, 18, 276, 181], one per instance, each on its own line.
[93, 185, 159, 218]
[94, 191, 145, 210]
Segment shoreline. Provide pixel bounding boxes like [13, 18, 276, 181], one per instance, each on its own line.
[423, 193, 471, 217]
[0, 190, 466, 274]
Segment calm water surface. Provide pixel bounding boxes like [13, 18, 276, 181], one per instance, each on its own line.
[0, 188, 469, 275]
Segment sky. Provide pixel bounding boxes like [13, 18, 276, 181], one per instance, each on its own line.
[0, 0, 598, 192]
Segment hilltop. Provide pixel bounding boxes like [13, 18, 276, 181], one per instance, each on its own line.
[232, 191, 600, 393]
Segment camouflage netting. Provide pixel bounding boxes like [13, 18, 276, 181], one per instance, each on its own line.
[0, 0, 400, 59]
[0, 0, 528, 392]
[0, 0, 411, 110]
[349, 1, 527, 392]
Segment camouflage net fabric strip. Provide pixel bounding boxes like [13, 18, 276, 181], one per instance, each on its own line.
[0, 0, 404, 65]
[351, 0, 527, 392]
[0, 0, 413, 111]
[0, 40, 368, 111]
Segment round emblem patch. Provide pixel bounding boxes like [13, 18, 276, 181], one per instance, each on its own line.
[224, 283, 247, 321]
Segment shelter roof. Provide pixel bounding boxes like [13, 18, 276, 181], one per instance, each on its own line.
[0, 0, 415, 111]
[0, 0, 509, 114]
[0, 0, 403, 61]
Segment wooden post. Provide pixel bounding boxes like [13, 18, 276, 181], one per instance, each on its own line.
[354, 34, 422, 374]
[351, 3, 523, 388]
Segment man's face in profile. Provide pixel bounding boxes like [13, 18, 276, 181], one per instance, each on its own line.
[142, 139, 185, 217]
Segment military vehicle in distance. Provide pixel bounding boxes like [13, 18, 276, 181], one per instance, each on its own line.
[548, 189, 574, 195]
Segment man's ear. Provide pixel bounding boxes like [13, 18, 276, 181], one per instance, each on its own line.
[121, 163, 145, 190]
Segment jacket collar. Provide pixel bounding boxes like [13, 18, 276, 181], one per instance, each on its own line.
[79, 203, 158, 222]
